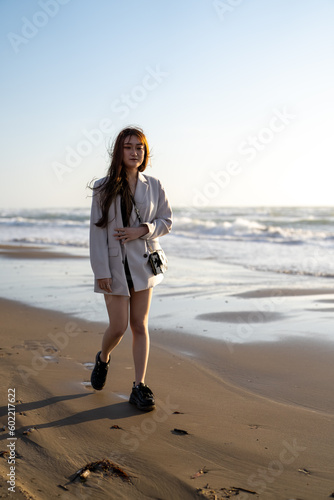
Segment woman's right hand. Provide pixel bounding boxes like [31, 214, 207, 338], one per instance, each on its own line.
[97, 278, 112, 293]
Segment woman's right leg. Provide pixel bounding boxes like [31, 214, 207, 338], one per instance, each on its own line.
[100, 294, 129, 362]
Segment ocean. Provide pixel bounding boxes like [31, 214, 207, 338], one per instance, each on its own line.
[1, 206, 334, 344]
[1, 206, 334, 278]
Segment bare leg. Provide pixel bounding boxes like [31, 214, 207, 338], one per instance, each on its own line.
[100, 294, 129, 362]
[129, 288, 153, 385]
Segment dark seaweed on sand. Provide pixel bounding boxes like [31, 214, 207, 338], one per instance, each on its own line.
[172, 428, 189, 435]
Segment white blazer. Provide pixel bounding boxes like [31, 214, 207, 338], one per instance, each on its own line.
[90, 172, 172, 296]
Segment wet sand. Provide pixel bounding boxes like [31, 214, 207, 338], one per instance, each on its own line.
[0, 244, 86, 260]
[1, 296, 334, 499]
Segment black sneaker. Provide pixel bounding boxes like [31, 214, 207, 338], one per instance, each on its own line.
[129, 382, 155, 411]
[90, 351, 110, 390]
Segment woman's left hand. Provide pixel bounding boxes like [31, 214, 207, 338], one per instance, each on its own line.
[114, 226, 148, 243]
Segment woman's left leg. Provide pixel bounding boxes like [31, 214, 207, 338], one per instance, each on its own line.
[129, 288, 153, 385]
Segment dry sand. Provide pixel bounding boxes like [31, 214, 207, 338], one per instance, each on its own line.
[1, 295, 334, 500]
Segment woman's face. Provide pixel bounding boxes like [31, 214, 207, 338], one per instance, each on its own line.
[122, 135, 145, 172]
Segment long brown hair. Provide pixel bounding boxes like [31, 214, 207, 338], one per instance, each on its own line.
[92, 127, 150, 228]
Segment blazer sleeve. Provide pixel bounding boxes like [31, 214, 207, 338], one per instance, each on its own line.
[140, 180, 173, 240]
[89, 182, 112, 279]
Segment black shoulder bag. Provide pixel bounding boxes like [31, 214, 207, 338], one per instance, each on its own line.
[131, 197, 168, 275]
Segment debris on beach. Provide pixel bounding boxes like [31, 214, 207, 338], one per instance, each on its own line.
[57, 484, 69, 491]
[172, 428, 189, 435]
[23, 426, 36, 435]
[191, 466, 209, 479]
[0, 425, 6, 431]
[71, 459, 131, 483]
[298, 468, 311, 475]
[197, 485, 257, 498]
[79, 469, 90, 481]
[196, 486, 217, 499]
[173, 411, 184, 414]
[230, 486, 257, 495]
[110, 424, 123, 430]
[0, 450, 22, 460]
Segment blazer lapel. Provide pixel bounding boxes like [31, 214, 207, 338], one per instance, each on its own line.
[135, 172, 149, 203]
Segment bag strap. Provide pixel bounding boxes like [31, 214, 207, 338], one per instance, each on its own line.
[131, 195, 153, 253]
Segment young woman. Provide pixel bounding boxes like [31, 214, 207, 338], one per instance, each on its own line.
[89, 127, 172, 411]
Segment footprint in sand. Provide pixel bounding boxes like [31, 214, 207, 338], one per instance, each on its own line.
[20, 340, 59, 362]
[82, 362, 95, 370]
[81, 381, 92, 389]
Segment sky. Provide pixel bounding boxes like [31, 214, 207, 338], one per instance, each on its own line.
[1, 0, 334, 208]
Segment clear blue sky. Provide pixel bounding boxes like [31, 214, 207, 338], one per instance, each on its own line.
[1, 0, 334, 208]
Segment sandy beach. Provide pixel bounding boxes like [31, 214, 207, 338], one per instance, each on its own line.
[1, 245, 334, 499]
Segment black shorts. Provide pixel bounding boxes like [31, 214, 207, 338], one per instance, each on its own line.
[124, 258, 134, 290]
